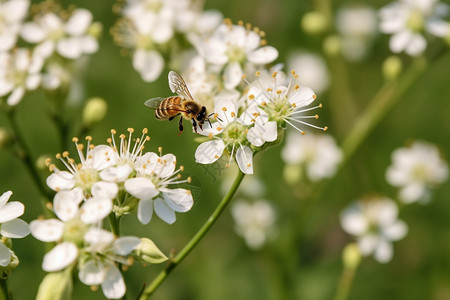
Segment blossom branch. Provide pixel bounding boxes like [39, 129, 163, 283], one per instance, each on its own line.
[139, 170, 246, 299]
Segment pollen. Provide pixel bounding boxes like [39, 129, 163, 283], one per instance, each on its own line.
[249, 94, 255, 100]
[247, 163, 251, 167]
[313, 94, 317, 100]
[231, 112, 236, 118]
[177, 174, 181, 179]
[89, 144, 94, 149]
[208, 133, 213, 139]
[215, 155, 219, 159]
[158, 146, 162, 153]
[180, 165, 184, 171]
[111, 129, 117, 134]
[187, 177, 192, 183]
[55, 153, 61, 159]
[315, 114, 319, 119]
[255, 71, 261, 77]
[77, 144, 84, 151]
[119, 134, 126, 139]
[127, 128, 134, 133]
[291, 70, 296, 75]
[45, 158, 52, 166]
[272, 72, 278, 78]
[260, 39, 267, 46]
[85, 136, 92, 141]
[323, 126, 328, 131]
[241, 74, 247, 79]
[267, 88, 272, 92]
[72, 137, 79, 142]
[62, 151, 69, 158]
[294, 84, 300, 90]
[142, 128, 148, 134]
[217, 127, 223, 131]
[319, 103, 323, 108]
[276, 90, 282, 94]
[222, 107, 227, 111]
[237, 20, 243, 26]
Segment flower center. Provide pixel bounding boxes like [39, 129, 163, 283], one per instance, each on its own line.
[266, 94, 292, 123]
[63, 218, 87, 245]
[75, 168, 99, 191]
[145, 0, 162, 12]
[407, 9, 424, 32]
[227, 46, 246, 63]
[412, 164, 429, 181]
[222, 122, 248, 147]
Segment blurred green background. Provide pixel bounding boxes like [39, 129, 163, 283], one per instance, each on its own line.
[1, 0, 450, 299]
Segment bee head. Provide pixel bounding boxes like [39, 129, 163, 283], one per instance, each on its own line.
[196, 106, 207, 124]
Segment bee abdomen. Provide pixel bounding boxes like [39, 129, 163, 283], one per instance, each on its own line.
[155, 96, 183, 120]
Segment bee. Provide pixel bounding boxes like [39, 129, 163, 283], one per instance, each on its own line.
[145, 71, 211, 135]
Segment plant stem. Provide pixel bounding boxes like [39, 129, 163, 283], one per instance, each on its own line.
[109, 213, 121, 237]
[139, 170, 246, 299]
[0, 278, 10, 300]
[334, 266, 357, 300]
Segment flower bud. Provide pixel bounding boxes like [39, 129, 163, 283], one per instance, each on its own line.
[283, 164, 302, 185]
[88, 22, 103, 39]
[82, 97, 107, 127]
[0, 128, 11, 149]
[135, 238, 168, 264]
[342, 243, 361, 269]
[382, 56, 402, 81]
[115, 196, 139, 217]
[36, 268, 73, 300]
[0, 251, 19, 279]
[323, 35, 341, 57]
[301, 12, 329, 35]
[36, 154, 52, 171]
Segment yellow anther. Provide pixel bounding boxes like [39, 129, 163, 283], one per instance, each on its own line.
[45, 158, 52, 166]
[231, 112, 236, 118]
[142, 128, 148, 134]
[55, 153, 61, 159]
[319, 103, 323, 108]
[77, 144, 84, 150]
[72, 137, 79, 142]
[261, 102, 267, 106]
[247, 163, 251, 167]
[241, 74, 247, 79]
[217, 127, 223, 131]
[301, 131, 306, 135]
[208, 133, 213, 139]
[259, 31, 266, 37]
[214, 155, 219, 159]
[244, 129, 249, 133]
[177, 174, 181, 179]
[245, 23, 252, 30]
[89, 144, 94, 149]
[187, 177, 192, 183]
[158, 146, 162, 153]
[267, 88, 272, 92]
[272, 72, 278, 78]
[180, 165, 184, 171]
[260, 39, 267, 46]
[255, 71, 261, 77]
[249, 94, 255, 100]
[85, 136, 92, 141]
[315, 114, 319, 119]
[119, 134, 126, 139]
[313, 94, 317, 100]
[253, 26, 260, 33]
[49, 164, 55, 172]
[221, 107, 227, 111]
[323, 126, 328, 131]
[276, 90, 282, 94]
[145, 136, 150, 141]
[237, 20, 243, 26]
[62, 151, 69, 157]
[294, 84, 300, 90]
[291, 70, 296, 75]
[111, 129, 117, 134]
[127, 128, 134, 133]
[213, 113, 219, 119]
[106, 138, 112, 143]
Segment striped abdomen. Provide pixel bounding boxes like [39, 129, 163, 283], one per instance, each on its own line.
[155, 96, 184, 120]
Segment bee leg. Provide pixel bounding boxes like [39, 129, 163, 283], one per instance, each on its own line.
[169, 116, 175, 121]
[178, 115, 184, 136]
[192, 119, 198, 134]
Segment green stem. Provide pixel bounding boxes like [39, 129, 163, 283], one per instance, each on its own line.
[139, 170, 246, 299]
[109, 213, 121, 237]
[334, 266, 357, 300]
[0, 278, 10, 300]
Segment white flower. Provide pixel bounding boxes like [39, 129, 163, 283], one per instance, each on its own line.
[194, 94, 261, 174]
[336, 5, 378, 61]
[231, 200, 276, 250]
[0, 49, 43, 105]
[245, 70, 327, 135]
[198, 21, 278, 90]
[281, 131, 342, 181]
[287, 51, 330, 94]
[0, 0, 29, 51]
[340, 198, 408, 263]
[379, 0, 450, 56]
[21, 8, 98, 59]
[79, 228, 140, 299]
[124, 150, 193, 224]
[386, 141, 448, 204]
[46, 136, 119, 200]
[0, 191, 30, 267]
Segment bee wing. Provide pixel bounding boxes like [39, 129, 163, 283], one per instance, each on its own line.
[144, 97, 166, 109]
[168, 71, 195, 102]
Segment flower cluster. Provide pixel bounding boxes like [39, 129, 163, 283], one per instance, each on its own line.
[379, 0, 450, 56]
[340, 197, 408, 263]
[31, 128, 192, 298]
[193, 69, 327, 175]
[111, 0, 222, 82]
[0, 0, 101, 106]
[386, 141, 448, 204]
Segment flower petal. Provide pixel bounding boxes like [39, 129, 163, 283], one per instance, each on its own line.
[0, 243, 12, 267]
[162, 189, 193, 213]
[53, 188, 83, 222]
[43, 242, 78, 272]
[91, 181, 119, 199]
[224, 61, 243, 90]
[236, 146, 254, 174]
[46, 171, 75, 191]
[0, 191, 12, 209]
[1, 219, 29, 238]
[101, 263, 126, 299]
[66, 9, 92, 36]
[114, 236, 141, 256]
[78, 260, 105, 285]
[0, 201, 24, 223]
[133, 50, 164, 82]
[30, 219, 64, 242]
[137, 198, 153, 225]
[100, 165, 133, 183]
[247, 46, 278, 65]
[195, 140, 225, 164]
[154, 198, 176, 224]
[125, 178, 158, 200]
[80, 197, 112, 224]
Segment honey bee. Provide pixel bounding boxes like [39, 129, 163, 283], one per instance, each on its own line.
[145, 71, 211, 135]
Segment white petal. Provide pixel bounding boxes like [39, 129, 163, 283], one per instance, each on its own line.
[195, 140, 225, 164]
[30, 219, 64, 242]
[43, 242, 78, 272]
[84, 228, 114, 247]
[1, 219, 30, 238]
[389, 30, 412, 54]
[153, 23, 174, 43]
[53, 188, 83, 222]
[46, 171, 75, 191]
[91, 181, 119, 199]
[137, 198, 153, 225]
[224, 61, 243, 90]
[340, 204, 368, 236]
[80, 197, 112, 224]
[374, 238, 393, 263]
[0, 201, 24, 223]
[7, 87, 25, 106]
[133, 50, 164, 82]
[86, 145, 118, 171]
[383, 221, 408, 241]
[247, 46, 279, 65]
[162, 189, 193, 213]
[25, 74, 41, 90]
[426, 19, 450, 37]
[125, 178, 158, 200]
[0, 191, 12, 209]
[154, 198, 176, 224]
[79, 260, 106, 285]
[114, 236, 141, 256]
[80, 36, 99, 54]
[20, 23, 46, 43]
[101, 263, 126, 299]
[0, 243, 12, 266]
[236, 146, 254, 175]
[289, 86, 316, 108]
[247, 121, 277, 147]
[399, 183, 425, 203]
[357, 234, 378, 256]
[66, 9, 92, 36]
[57, 37, 83, 59]
[405, 34, 427, 56]
[100, 164, 133, 183]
